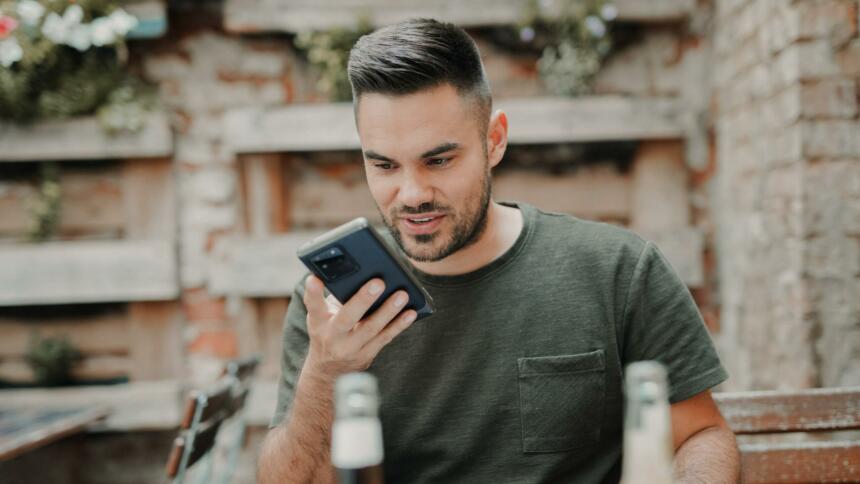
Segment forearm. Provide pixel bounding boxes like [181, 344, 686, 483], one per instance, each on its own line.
[258, 368, 337, 484]
[673, 425, 740, 484]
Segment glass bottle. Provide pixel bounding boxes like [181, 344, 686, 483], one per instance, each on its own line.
[331, 372, 385, 484]
[620, 361, 675, 484]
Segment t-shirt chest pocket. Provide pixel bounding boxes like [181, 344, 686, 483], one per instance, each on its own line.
[516, 349, 606, 453]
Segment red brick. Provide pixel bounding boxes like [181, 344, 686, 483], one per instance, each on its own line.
[182, 288, 227, 323]
[188, 328, 239, 358]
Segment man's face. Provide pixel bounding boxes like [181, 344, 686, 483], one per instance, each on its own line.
[355, 84, 491, 262]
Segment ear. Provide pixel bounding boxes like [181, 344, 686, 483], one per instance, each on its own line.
[486, 109, 508, 169]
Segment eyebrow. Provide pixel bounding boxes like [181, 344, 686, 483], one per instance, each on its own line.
[363, 142, 460, 163]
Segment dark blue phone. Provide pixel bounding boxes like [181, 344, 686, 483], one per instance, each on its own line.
[297, 218, 435, 320]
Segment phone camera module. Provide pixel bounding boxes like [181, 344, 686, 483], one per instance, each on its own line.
[311, 246, 358, 281]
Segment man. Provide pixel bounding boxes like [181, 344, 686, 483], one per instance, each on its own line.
[259, 18, 739, 484]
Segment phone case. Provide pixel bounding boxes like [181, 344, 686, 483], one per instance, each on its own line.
[297, 218, 435, 320]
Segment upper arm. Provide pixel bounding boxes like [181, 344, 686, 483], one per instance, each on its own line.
[670, 389, 730, 451]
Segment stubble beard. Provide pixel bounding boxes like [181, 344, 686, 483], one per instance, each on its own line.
[382, 168, 492, 263]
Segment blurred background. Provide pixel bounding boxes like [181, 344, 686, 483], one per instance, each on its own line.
[0, 0, 858, 482]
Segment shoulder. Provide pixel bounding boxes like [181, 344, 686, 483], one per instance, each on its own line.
[529, 206, 649, 266]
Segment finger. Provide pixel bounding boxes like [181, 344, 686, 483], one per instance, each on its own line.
[325, 294, 342, 313]
[303, 275, 330, 323]
[332, 278, 385, 330]
[359, 309, 417, 359]
[352, 290, 409, 344]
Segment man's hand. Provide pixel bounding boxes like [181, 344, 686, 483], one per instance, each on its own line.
[303, 274, 418, 381]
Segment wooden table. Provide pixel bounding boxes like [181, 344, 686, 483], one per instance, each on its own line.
[0, 406, 109, 461]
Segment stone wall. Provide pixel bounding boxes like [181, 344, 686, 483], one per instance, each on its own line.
[713, 0, 860, 390]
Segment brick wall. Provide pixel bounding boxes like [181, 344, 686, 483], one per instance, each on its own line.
[713, 0, 860, 390]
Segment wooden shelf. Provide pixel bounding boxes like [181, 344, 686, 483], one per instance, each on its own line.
[208, 233, 321, 297]
[224, 0, 694, 33]
[0, 381, 182, 431]
[226, 96, 683, 154]
[0, 240, 179, 306]
[208, 225, 702, 299]
[0, 112, 173, 162]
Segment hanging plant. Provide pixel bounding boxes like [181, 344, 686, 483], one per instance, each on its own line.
[517, 0, 617, 96]
[0, 0, 155, 132]
[26, 333, 82, 386]
[28, 161, 61, 242]
[294, 20, 373, 102]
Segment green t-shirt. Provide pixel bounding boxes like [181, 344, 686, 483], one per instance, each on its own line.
[272, 201, 728, 483]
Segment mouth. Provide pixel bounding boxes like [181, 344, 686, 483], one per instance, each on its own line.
[399, 214, 445, 235]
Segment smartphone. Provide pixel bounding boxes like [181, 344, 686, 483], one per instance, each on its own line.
[297, 218, 435, 321]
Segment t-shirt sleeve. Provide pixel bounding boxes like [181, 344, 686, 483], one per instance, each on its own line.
[621, 241, 728, 403]
[270, 277, 311, 428]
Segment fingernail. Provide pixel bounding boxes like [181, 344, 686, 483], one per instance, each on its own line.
[394, 292, 407, 307]
[369, 281, 382, 295]
[405, 312, 417, 323]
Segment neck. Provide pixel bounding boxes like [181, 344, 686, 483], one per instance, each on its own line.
[410, 201, 523, 276]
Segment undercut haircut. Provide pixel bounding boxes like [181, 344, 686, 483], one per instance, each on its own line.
[347, 18, 493, 139]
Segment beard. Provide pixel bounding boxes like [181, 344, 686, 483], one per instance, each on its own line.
[381, 168, 492, 263]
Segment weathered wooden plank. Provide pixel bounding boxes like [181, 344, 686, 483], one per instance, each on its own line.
[0, 406, 109, 462]
[715, 387, 860, 434]
[493, 164, 632, 222]
[0, 380, 183, 431]
[240, 154, 286, 236]
[640, 226, 704, 288]
[122, 159, 175, 239]
[630, 140, 690, 233]
[0, 356, 131, 383]
[0, 171, 124, 236]
[208, 233, 320, 297]
[0, 240, 179, 306]
[258, 299, 289, 380]
[225, 97, 683, 154]
[288, 160, 381, 229]
[739, 441, 860, 484]
[0, 313, 129, 358]
[224, 0, 694, 33]
[127, 302, 183, 381]
[0, 113, 173, 162]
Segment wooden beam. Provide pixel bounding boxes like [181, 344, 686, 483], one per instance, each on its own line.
[240, 154, 286, 237]
[493, 164, 632, 222]
[208, 233, 320, 297]
[224, 0, 694, 33]
[0, 380, 182, 431]
[739, 441, 860, 484]
[122, 158, 176, 239]
[0, 240, 179, 306]
[0, 406, 110, 462]
[0, 113, 173, 162]
[0, 356, 131, 383]
[0, 313, 130, 358]
[225, 97, 683, 154]
[640, 226, 704, 288]
[127, 302, 184, 381]
[715, 387, 860, 434]
[0, 170, 125, 237]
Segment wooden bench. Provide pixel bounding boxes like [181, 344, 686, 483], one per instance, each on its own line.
[715, 387, 860, 484]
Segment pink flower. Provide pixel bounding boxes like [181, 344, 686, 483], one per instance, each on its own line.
[0, 15, 19, 39]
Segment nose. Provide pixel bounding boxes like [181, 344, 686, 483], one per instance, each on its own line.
[397, 168, 434, 210]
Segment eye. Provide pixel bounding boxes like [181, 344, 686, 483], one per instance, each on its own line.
[374, 163, 394, 170]
[427, 157, 450, 167]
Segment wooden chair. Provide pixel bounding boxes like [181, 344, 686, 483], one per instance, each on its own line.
[165, 378, 249, 484]
[215, 354, 261, 484]
[715, 386, 860, 483]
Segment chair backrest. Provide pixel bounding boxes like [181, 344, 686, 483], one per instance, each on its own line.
[714, 387, 860, 484]
[165, 379, 249, 481]
[222, 354, 261, 386]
